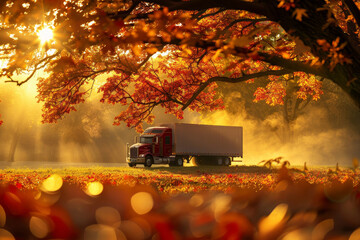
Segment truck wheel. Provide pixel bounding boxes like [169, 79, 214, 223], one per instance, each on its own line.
[216, 157, 223, 166]
[224, 157, 231, 166]
[175, 157, 183, 167]
[144, 156, 153, 167]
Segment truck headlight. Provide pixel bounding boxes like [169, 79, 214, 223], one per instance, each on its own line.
[139, 154, 145, 158]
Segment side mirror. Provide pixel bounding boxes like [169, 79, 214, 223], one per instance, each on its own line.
[134, 136, 138, 143]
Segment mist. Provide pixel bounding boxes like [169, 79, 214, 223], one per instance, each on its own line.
[0, 80, 137, 164]
[196, 79, 360, 167]
[197, 109, 360, 166]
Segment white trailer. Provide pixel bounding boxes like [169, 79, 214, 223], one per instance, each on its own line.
[161, 123, 243, 165]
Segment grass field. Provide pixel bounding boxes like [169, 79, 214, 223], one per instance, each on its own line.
[0, 165, 359, 239]
[0, 164, 357, 192]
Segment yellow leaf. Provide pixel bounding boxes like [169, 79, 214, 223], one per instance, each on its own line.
[147, 29, 157, 37]
[175, 32, 184, 39]
[278, 0, 285, 8]
[180, 44, 192, 55]
[281, 52, 291, 59]
[132, 45, 142, 56]
[212, 49, 222, 60]
[146, 47, 158, 54]
[202, 54, 212, 63]
[292, 8, 308, 21]
[317, 39, 327, 46]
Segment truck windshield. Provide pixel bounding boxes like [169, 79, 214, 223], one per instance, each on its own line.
[144, 128, 163, 134]
[140, 137, 153, 144]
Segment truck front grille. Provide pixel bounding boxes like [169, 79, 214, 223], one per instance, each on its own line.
[130, 147, 138, 158]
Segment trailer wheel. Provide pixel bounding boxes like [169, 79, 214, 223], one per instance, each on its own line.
[216, 157, 223, 166]
[224, 157, 231, 166]
[175, 157, 183, 167]
[144, 156, 153, 167]
[128, 163, 136, 167]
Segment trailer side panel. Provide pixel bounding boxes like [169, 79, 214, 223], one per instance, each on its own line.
[162, 123, 243, 157]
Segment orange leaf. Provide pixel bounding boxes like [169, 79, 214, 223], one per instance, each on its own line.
[292, 8, 308, 21]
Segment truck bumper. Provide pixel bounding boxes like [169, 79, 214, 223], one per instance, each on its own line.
[127, 157, 145, 164]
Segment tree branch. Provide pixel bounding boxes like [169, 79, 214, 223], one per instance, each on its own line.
[4, 52, 60, 86]
[153, 36, 328, 80]
[145, 0, 268, 16]
[342, 0, 360, 30]
[107, 0, 142, 19]
[195, 8, 226, 20]
[181, 68, 294, 110]
[222, 17, 269, 34]
[257, 52, 329, 78]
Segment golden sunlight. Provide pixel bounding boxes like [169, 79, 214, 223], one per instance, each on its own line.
[37, 27, 53, 44]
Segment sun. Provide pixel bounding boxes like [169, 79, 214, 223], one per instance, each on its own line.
[37, 26, 53, 44]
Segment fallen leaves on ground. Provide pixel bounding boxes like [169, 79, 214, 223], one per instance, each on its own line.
[0, 166, 359, 239]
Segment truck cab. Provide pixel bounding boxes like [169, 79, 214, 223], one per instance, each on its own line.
[127, 127, 183, 167]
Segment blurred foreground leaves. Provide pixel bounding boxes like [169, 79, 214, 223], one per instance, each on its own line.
[0, 166, 359, 239]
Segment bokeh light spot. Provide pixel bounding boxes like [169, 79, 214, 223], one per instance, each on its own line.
[41, 174, 63, 193]
[189, 194, 204, 207]
[119, 220, 145, 239]
[268, 203, 288, 223]
[86, 182, 103, 196]
[0, 205, 6, 227]
[282, 229, 311, 240]
[3, 192, 24, 215]
[211, 194, 232, 220]
[131, 192, 153, 215]
[29, 216, 50, 238]
[312, 219, 334, 240]
[350, 228, 360, 240]
[0, 228, 15, 240]
[84, 224, 117, 240]
[259, 203, 288, 234]
[95, 207, 121, 226]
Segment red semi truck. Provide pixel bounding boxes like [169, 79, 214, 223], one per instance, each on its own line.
[126, 123, 243, 167]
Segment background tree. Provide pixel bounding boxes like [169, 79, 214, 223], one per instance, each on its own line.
[217, 76, 359, 144]
[1, 0, 360, 131]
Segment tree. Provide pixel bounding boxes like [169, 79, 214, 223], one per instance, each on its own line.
[0, 0, 359, 131]
[216, 76, 310, 143]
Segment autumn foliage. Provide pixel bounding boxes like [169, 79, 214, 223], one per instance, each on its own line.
[1, 0, 360, 130]
[0, 165, 360, 239]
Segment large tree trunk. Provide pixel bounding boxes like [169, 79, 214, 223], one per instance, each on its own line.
[261, 0, 360, 108]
